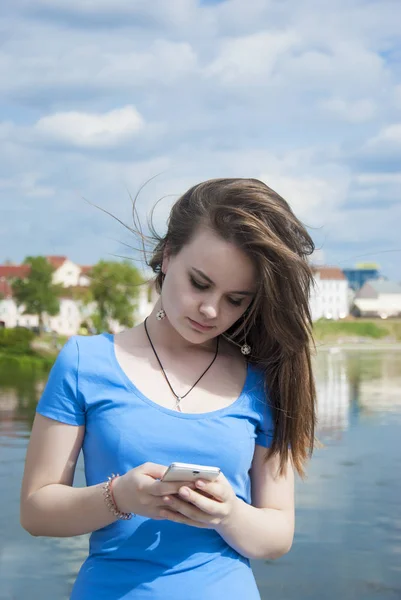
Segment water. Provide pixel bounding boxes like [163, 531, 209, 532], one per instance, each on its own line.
[1, 350, 400, 600]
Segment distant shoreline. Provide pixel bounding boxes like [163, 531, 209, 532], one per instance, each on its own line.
[315, 342, 401, 351]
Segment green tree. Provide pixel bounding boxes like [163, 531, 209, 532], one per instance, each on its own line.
[89, 260, 144, 332]
[11, 256, 62, 332]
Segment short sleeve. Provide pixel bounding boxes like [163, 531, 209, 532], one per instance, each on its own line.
[255, 400, 274, 448]
[36, 337, 85, 426]
[250, 370, 274, 448]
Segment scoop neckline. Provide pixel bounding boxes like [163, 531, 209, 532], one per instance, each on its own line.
[105, 332, 252, 420]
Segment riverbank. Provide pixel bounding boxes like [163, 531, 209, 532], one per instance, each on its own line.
[0, 328, 57, 370]
[315, 341, 401, 351]
[313, 318, 401, 351]
[313, 317, 401, 343]
[1, 319, 401, 368]
[0, 351, 55, 370]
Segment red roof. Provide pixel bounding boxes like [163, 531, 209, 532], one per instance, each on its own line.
[0, 265, 30, 279]
[0, 279, 13, 298]
[46, 256, 67, 269]
[312, 266, 346, 281]
[80, 266, 92, 275]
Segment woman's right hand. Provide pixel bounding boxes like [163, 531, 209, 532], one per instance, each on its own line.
[111, 462, 193, 520]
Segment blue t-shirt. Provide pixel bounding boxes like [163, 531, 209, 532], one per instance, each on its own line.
[36, 333, 274, 600]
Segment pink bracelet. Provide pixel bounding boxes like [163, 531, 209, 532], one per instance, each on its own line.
[103, 474, 133, 520]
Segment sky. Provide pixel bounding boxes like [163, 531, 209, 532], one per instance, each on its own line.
[0, 0, 400, 279]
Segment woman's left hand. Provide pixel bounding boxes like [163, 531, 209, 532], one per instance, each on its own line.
[159, 472, 239, 529]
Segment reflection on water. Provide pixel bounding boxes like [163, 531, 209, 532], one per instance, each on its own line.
[1, 350, 400, 600]
[315, 351, 351, 439]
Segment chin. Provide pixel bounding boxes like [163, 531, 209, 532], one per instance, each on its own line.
[181, 317, 217, 343]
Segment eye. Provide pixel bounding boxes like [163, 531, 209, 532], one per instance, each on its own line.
[190, 275, 209, 290]
[228, 298, 243, 307]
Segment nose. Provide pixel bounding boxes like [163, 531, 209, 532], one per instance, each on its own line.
[199, 300, 218, 320]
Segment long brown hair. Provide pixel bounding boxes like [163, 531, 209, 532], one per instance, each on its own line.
[142, 178, 316, 478]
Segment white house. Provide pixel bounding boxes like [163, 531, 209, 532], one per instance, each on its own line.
[47, 256, 84, 287]
[310, 266, 349, 321]
[353, 279, 401, 318]
[0, 258, 157, 335]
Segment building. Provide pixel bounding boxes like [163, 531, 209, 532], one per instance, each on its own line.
[353, 279, 401, 319]
[0, 257, 155, 335]
[310, 266, 349, 321]
[342, 263, 380, 292]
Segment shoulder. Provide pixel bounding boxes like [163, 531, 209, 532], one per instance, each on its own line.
[72, 332, 113, 357]
[55, 333, 114, 379]
[245, 362, 272, 413]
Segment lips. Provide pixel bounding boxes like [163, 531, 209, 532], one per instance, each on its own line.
[188, 318, 214, 331]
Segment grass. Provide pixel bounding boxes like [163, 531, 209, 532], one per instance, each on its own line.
[39, 332, 69, 346]
[313, 318, 401, 342]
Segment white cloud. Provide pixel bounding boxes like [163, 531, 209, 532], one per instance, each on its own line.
[274, 41, 388, 96]
[0, 0, 401, 280]
[0, 173, 54, 198]
[360, 123, 401, 164]
[259, 171, 350, 227]
[370, 123, 401, 145]
[0, 28, 198, 100]
[30, 0, 198, 24]
[355, 173, 401, 186]
[328, 205, 401, 245]
[205, 31, 299, 84]
[34, 105, 144, 148]
[320, 97, 376, 123]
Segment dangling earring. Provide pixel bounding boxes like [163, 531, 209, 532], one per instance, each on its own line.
[241, 334, 251, 356]
[222, 316, 252, 355]
[156, 305, 166, 320]
[241, 315, 251, 355]
[156, 272, 166, 320]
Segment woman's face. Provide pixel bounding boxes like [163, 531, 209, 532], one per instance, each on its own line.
[161, 227, 257, 344]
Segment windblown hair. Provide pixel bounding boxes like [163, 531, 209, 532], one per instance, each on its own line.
[143, 178, 316, 478]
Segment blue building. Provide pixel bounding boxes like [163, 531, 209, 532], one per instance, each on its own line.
[342, 265, 380, 292]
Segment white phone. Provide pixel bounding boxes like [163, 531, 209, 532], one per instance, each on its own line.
[161, 462, 221, 483]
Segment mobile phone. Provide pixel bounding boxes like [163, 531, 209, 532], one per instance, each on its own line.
[161, 462, 221, 483]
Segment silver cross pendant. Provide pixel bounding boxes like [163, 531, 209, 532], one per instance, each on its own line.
[175, 397, 182, 412]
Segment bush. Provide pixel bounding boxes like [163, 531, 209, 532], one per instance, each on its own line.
[0, 327, 36, 354]
[0, 353, 54, 375]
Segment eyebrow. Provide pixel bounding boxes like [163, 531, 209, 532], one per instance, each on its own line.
[191, 268, 254, 296]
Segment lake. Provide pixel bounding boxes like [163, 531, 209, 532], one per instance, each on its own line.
[1, 349, 400, 599]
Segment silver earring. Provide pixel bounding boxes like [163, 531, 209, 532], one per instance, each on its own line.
[241, 322, 251, 355]
[156, 306, 166, 320]
[241, 341, 251, 355]
[156, 273, 166, 320]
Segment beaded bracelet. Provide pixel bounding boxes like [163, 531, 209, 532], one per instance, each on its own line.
[103, 474, 133, 520]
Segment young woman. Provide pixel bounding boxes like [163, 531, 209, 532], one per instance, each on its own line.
[20, 178, 316, 599]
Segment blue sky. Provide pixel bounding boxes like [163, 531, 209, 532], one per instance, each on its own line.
[0, 0, 400, 279]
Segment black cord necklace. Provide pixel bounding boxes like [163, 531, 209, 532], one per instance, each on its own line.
[143, 317, 220, 412]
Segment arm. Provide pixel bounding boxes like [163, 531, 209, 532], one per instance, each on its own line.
[20, 414, 118, 537]
[20, 414, 189, 538]
[216, 445, 295, 560]
[159, 445, 295, 561]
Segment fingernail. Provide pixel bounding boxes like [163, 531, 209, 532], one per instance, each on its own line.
[179, 487, 190, 497]
[163, 496, 171, 502]
[196, 480, 205, 488]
